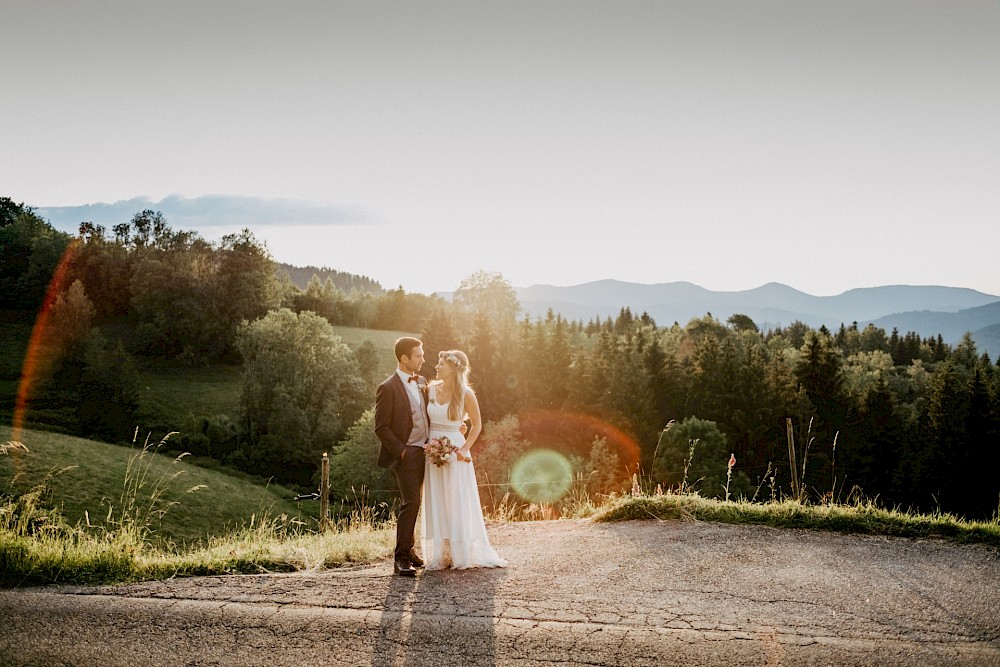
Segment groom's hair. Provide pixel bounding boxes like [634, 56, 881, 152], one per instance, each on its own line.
[394, 337, 423, 361]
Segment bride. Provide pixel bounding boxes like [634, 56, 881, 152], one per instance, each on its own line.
[421, 350, 507, 570]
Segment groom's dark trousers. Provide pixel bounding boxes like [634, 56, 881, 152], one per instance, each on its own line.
[392, 446, 425, 558]
[374, 373, 428, 561]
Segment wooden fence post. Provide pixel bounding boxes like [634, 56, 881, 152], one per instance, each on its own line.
[786, 418, 799, 501]
[320, 452, 330, 532]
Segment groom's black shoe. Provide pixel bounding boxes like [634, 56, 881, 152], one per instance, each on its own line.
[394, 558, 416, 577]
[406, 550, 425, 568]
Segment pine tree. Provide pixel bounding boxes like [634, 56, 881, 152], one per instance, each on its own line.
[920, 363, 971, 513]
[464, 311, 509, 423]
[642, 332, 673, 429]
[795, 331, 847, 433]
[962, 368, 1000, 518]
[543, 315, 573, 409]
[889, 327, 902, 364]
[420, 306, 461, 372]
[854, 377, 904, 499]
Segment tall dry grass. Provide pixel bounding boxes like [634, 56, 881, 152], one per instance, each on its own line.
[1, 433, 394, 587]
[5, 433, 999, 587]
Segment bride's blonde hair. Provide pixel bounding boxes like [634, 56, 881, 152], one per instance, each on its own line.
[439, 350, 471, 421]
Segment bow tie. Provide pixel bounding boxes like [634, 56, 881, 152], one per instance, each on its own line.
[407, 375, 420, 383]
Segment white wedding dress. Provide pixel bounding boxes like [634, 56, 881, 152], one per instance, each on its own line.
[421, 385, 507, 570]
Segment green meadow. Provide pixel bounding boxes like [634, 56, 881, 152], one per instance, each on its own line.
[0, 425, 318, 547]
[136, 324, 409, 426]
[328, 324, 415, 374]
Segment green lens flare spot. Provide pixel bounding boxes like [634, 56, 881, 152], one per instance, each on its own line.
[510, 449, 573, 503]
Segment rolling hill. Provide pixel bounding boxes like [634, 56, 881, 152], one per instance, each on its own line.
[0, 426, 320, 546]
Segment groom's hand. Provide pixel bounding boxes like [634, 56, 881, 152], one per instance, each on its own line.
[459, 422, 469, 436]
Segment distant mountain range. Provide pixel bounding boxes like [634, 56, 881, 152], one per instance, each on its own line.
[37, 194, 368, 232]
[512, 280, 1000, 358]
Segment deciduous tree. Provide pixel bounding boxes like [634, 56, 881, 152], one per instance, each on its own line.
[235, 309, 364, 485]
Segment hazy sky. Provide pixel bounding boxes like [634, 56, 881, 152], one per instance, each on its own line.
[4, 1, 999, 296]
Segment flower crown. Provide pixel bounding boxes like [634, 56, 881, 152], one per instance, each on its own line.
[441, 353, 467, 371]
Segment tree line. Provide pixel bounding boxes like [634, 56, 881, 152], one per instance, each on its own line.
[3, 198, 998, 519]
[304, 268, 1000, 521]
[1, 199, 441, 482]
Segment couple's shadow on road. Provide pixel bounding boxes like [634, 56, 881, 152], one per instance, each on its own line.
[372, 565, 506, 666]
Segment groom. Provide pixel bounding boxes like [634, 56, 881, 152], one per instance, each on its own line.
[375, 336, 429, 576]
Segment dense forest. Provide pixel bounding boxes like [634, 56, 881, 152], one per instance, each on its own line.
[2, 197, 998, 520]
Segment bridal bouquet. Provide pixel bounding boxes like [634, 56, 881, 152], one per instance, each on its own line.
[425, 436, 458, 466]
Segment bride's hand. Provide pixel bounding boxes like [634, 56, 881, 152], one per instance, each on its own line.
[457, 449, 472, 463]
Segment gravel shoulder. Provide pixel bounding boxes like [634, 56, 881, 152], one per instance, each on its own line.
[3, 519, 1000, 666]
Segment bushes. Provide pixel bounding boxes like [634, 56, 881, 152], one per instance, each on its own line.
[328, 409, 395, 506]
[177, 414, 238, 459]
[652, 417, 753, 500]
[234, 309, 365, 486]
[25, 281, 140, 441]
[77, 336, 140, 440]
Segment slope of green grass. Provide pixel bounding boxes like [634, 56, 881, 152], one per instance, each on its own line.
[328, 324, 416, 377]
[135, 325, 414, 422]
[136, 362, 244, 424]
[0, 426, 319, 547]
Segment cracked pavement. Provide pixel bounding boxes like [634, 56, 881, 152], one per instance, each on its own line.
[2, 520, 999, 666]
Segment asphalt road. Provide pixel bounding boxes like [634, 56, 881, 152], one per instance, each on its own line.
[3, 520, 1000, 666]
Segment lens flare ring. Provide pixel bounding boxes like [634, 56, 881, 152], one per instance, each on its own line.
[510, 449, 574, 504]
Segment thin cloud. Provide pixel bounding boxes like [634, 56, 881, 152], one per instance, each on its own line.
[36, 194, 372, 233]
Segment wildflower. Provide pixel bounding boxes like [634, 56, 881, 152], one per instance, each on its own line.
[725, 453, 736, 502]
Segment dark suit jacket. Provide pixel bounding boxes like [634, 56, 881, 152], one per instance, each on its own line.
[374, 373, 428, 470]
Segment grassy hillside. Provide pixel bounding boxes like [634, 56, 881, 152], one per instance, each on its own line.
[328, 324, 416, 378]
[130, 322, 412, 416]
[0, 313, 412, 440]
[134, 324, 411, 436]
[0, 426, 321, 547]
[136, 362, 244, 424]
[139, 324, 411, 417]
